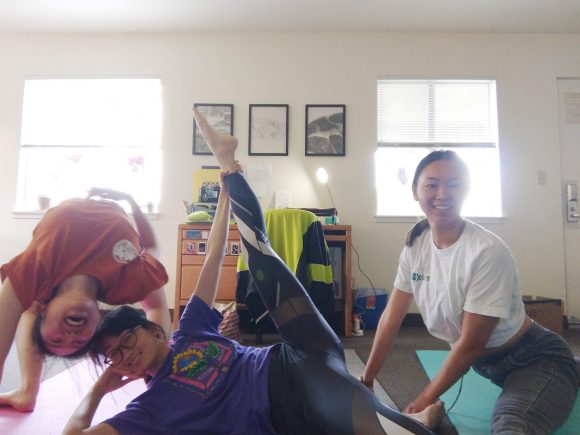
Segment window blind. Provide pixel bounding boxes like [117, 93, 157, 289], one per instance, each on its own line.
[377, 79, 497, 147]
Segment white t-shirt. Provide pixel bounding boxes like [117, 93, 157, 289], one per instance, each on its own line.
[395, 220, 525, 348]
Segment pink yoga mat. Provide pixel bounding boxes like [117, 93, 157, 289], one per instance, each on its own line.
[0, 358, 146, 434]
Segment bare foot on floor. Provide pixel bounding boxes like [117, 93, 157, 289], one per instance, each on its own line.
[406, 400, 445, 429]
[192, 107, 238, 172]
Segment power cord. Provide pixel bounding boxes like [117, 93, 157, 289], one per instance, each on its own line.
[445, 376, 463, 414]
[351, 243, 384, 335]
[351, 243, 377, 291]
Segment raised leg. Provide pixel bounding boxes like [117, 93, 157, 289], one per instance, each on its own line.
[226, 172, 343, 357]
[192, 108, 342, 357]
[192, 109, 439, 435]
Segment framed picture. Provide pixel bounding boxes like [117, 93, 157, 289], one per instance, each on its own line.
[230, 241, 240, 256]
[193, 103, 234, 155]
[305, 104, 346, 156]
[249, 104, 289, 156]
[184, 230, 202, 240]
[184, 242, 196, 254]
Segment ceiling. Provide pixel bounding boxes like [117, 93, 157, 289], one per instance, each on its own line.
[1, 0, 580, 34]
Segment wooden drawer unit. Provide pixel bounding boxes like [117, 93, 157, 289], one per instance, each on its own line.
[179, 256, 239, 301]
[174, 223, 352, 336]
[174, 223, 240, 329]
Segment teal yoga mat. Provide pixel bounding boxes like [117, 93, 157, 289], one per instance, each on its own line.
[416, 350, 579, 435]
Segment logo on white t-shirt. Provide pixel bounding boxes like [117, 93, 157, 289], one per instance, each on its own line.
[412, 272, 430, 282]
[112, 240, 139, 263]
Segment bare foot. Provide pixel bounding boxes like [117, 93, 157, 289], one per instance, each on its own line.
[406, 400, 445, 429]
[192, 108, 238, 172]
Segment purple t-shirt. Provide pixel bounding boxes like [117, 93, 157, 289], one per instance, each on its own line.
[105, 296, 277, 434]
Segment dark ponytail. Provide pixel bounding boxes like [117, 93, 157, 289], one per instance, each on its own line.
[405, 218, 430, 247]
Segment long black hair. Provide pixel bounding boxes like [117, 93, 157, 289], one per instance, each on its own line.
[405, 150, 469, 246]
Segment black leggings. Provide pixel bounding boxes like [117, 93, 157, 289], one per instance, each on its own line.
[225, 172, 433, 435]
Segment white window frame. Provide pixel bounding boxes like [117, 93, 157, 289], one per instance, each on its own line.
[375, 78, 503, 221]
[14, 77, 162, 216]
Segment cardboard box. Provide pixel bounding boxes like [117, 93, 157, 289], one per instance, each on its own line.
[522, 296, 564, 335]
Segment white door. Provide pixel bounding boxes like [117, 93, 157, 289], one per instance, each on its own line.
[558, 78, 580, 323]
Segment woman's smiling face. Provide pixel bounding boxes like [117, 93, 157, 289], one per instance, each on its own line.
[413, 159, 469, 227]
[101, 327, 143, 374]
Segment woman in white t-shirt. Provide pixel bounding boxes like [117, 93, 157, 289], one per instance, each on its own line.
[362, 150, 577, 434]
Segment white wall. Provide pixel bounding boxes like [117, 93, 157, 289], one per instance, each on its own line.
[1, 32, 579, 315]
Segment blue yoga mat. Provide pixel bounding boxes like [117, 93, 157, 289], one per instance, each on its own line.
[416, 350, 579, 435]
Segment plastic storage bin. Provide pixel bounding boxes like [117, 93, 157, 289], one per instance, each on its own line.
[353, 288, 388, 330]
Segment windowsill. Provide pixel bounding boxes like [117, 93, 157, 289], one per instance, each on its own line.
[375, 215, 506, 224]
[12, 210, 160, 220]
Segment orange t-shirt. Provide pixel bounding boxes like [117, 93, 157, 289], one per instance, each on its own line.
[0, 198, 168, 309]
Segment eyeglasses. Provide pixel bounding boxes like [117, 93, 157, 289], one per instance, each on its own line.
[103, 326, 141, 366]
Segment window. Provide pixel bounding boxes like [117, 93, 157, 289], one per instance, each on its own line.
[17, 78, 162, 212]
[375, 79, 502, 218]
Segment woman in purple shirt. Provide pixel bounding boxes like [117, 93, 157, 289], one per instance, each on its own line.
[62, 110, 443, 435]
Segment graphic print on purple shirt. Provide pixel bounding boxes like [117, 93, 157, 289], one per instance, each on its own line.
[168, 340, 235, 396]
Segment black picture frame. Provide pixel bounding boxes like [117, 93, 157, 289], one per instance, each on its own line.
[305, 104, 346, 156]
[193, 103, 234, 155]
[248, 104, 289, 156]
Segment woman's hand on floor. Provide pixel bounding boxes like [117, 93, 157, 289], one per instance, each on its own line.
[0, 388, 37, 412]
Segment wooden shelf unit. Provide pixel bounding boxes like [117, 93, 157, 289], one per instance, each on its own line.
[174, 223, 353, 336]
[323, 225, 353, 337]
